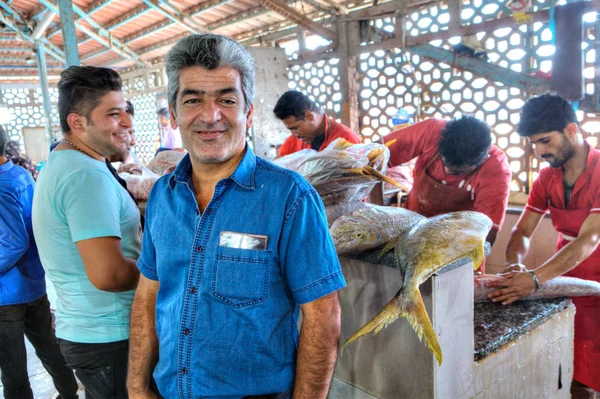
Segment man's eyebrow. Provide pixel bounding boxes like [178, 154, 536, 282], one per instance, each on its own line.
[180, 87, 240, 97]
[531, 137, 549, 144]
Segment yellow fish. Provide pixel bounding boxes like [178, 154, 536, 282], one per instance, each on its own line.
[342, 211, 492, 365]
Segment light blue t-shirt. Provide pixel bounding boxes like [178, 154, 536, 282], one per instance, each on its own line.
[32, 150, 141, 343]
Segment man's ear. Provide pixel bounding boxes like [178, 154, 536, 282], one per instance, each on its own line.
[66, 113, 86, 134]
[168, 105, 178, 129]
[246, 104, 254, 130]
[564, 122, 578, 139]
[304, 111, 315, 122]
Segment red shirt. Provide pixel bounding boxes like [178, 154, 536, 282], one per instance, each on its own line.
[278, 117, 361, 157]
[384, 119, 512, 230]
[526, 143, 600, 217]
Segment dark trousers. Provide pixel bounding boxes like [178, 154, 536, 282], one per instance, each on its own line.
[58, 338, 130, 399]
[0, 295, 78, 399]
[572, 379, 600, 399]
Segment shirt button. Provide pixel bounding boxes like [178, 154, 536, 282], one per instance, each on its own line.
[181, 368, 187, 375]
[195, 209, 199, 215]
[196, 246, 202, 252]
[190, 287, 197, 294]
[184, 328, 190, 335]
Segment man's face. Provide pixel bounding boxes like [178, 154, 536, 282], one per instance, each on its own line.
[81, 91, 131, 157]
[440, 155, 482, 176]
[282, 112, 320, 144]
[171, 66, 253, 165]
[528, 130, 575, 168]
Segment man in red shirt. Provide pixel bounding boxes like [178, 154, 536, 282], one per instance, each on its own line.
[274, 91, 361, 156]
[488, 94, 600, 398]
[383, 116, 511, 249]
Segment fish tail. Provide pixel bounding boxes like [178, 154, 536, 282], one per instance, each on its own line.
[363, 166, 410, 193]
[470, 240, 485, 270]
[342, 288, 442, 365]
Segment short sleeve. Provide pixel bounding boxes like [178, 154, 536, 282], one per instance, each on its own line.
[384, 119, 445, 167]
[137, 218, 158, 280]
[278, 136, 299, 157]
[60, 169, 122, 243]
[279, 188, 346, 304]
[526, 173, 549, 215]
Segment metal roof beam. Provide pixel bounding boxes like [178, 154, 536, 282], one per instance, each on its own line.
[253, 0, 337, 41]
[122, 0, 231, 44]
[139, 0, 209, 35]
[75, 5, 154, 47]
[47, 0, 131, 39]
[38, 0, 149, 67]
[0, 1, 65, 63]
[35, 0, 112, 27]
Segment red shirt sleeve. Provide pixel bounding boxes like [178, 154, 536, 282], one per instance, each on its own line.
[383, 119, 446, 167]
[526, 171, 550, 215]
[472, 147, 511, 230]
[278, 136, 301, 157]
[325, 121, 361, 147]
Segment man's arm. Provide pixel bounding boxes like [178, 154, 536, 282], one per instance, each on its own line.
[489, 212, 600, 304]
[383, 119, 444, 167]
[76, 237, 139, 292]
[504, 209, 545, 270]
[127, 274, 160, 399]
[293, 292, 341, 399]
[0, 193, 29, 275]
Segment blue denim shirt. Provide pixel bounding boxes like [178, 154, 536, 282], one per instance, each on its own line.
[0, 161, 45, 306]
[138, 146, 346, 399]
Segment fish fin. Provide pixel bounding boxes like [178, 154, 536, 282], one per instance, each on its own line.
[378, 240, 396, 259]
[385, 139, 397, 148]
[342, 288, 443, 365]
[363, 166, 410, 193]
[469, 240, 485, 270]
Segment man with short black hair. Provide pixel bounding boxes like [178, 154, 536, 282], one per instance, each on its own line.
[489, 93, 600, 397]
[274, 90, 360, 156]
[0, 126, 78, 399]
[32, 66, 142, 399]
[383, 116, 511, 254]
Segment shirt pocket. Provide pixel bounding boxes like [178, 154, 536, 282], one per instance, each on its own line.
[211, 246, 272, 308]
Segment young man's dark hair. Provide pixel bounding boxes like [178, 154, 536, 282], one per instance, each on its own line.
[57, 66, 122, 134]
[273, 90, 321, 120]
[517, 93, 578, 137]
[0, 125, 7, 156]
[126, 100, 134, 117]
[438, 116, 492, 168]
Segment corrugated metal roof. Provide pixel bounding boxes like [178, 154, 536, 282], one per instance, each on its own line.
[0, 0, 365, 81]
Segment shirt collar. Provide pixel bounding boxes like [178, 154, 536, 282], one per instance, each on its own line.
[0, 160, 13, 174]
[169, 144, 256, 190]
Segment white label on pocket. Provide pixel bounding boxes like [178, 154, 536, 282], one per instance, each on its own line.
[219, 231, 268, 250]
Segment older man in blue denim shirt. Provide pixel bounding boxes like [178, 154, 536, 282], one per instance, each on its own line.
[0, 127, 78, 399]
[127, 34, 346, 399]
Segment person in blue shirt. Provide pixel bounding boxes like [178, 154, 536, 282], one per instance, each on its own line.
[0, 127, 78, 399]
[127, 34, 346, 399]
[32, 66, 142, 399]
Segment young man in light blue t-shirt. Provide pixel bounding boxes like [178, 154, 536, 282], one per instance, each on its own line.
[32, 66, 142, 399]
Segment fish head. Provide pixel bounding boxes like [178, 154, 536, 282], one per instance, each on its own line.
[330, 216, 381, 255]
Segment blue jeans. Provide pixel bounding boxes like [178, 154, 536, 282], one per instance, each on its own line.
[58, 338, 129, 399]
[0, 295, 78, 399]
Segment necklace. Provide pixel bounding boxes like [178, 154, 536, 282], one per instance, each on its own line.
[64, 139, 102, 159]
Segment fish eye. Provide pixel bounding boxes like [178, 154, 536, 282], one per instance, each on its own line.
[355, 232, 363, 238]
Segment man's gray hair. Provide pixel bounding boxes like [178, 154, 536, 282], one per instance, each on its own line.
[166, 34, 255, 112]
[0, 125, 7, 157]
